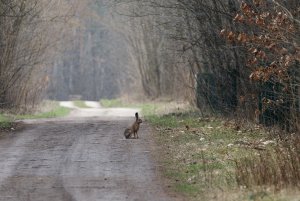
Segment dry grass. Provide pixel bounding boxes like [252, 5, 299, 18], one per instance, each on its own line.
[100, 99, 300, 200]
[235, 136, 300, 190]
[151, 112, 300, 201]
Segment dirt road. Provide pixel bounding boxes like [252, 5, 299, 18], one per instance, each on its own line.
[0, 104, 179, 201]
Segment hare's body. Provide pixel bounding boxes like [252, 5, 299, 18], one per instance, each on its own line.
[124, 112, 142, 139]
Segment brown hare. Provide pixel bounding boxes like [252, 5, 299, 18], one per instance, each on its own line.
[124, 112, 142, 139]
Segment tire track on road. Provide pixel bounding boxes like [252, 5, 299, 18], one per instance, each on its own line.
[0, 117, 179, 201]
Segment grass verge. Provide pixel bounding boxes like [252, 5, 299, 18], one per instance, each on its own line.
[151, 113, 300, 201]
[1, 101, 71, 122]
[100, 98, 161, 116]
[0, 114, 13, 129]
[100, 99, 300, 200]
[15, 105, 71, 119]
[235, 136, 300, 189]
[100, 99, 124, 108]
[73, 100, 90, 108]
[1, 101, 71, 130]
[100, 98, 191, 116]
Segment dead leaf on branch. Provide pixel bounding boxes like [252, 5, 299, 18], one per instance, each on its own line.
[234, 14, 245, 23]
[253, 0, 265, 7]
[220, 29, 226, 36]
[257, 50, 267, 60]
[249, 71, 263, 81]
[237, 33, 248, 43]
[241, 2, 254, 17]
[267, 43, 276, 50]
[256, 16, 265, 26]
[227, 31, 235, 41]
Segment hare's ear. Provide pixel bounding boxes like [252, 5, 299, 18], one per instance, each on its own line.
[135, 112, 139, 119]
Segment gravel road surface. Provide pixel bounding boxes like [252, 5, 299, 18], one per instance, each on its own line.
[0, 103, 179, 201]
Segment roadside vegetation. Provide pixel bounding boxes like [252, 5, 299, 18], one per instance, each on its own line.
[100, 98, 192, 116]
[15, 107, 71, 120]
[103, 101, 162, 116]
[152, 113, 300, 201]
[0, 101, 71, 130]
[73, 101, 91, 108]
[103, 1, 300, 199]
[0, 114, 13, 129]
[101, 98, 300, 201]
[100, 99, 124, 108]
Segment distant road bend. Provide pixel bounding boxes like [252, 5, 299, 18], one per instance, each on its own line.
[0, 102, 179, 201]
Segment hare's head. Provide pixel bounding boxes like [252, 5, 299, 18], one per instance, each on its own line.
[135, 112, 142, 124]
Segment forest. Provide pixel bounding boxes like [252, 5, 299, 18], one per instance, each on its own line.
[0, 0, 299, 127]
[0, 0, 300, 200]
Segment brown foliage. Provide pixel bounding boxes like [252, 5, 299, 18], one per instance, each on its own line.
[221, 0, 300, 131]
[222, 1, 299, 84]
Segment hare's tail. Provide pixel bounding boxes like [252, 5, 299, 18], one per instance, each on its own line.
[124, 128, 131, 139]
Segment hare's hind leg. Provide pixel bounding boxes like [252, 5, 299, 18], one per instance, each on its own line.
[134, 131, 137, 139]
[124, 128, 132, 139]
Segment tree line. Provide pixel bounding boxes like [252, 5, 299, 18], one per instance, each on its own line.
[1, 0, 299, 132]
[47, 1, 133, 101]
[110, 0, 300, 131]
[0, 0, 79, 112]
[0, 0, 128, 108]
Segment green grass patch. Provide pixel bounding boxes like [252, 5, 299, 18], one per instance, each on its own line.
[73, 100, 90, 108]
[189, 161, 225, 172]
[137, 103, 161, 116]
[100, 98, 177, 116]
[175, 183, 199, 195]
[0, 101, 72, 130]
[100, 99, 123, 108]
[151, 112, 298, 201]
[0, 113, 13, 129]
[147, 112, 213, 128]
[16, 106, 71, 120]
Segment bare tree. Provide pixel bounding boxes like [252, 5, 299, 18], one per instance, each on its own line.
[0, 0, 79, 112]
